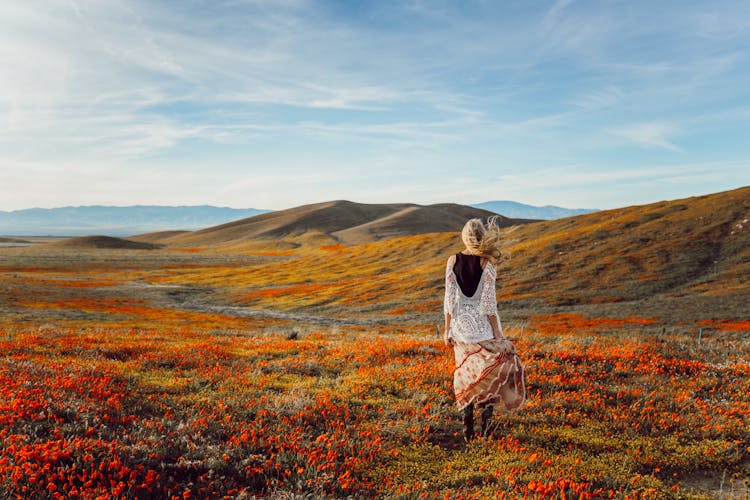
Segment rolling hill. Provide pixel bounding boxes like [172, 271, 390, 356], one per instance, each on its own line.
[47, 235, 162, 250]
[129, 230, 191, 244]
[332, 203, 534, 244]
[11, 187, 749, 325]
[142, 186, 748, 325]
[496, 186, 749, 303]
[139, 200, 531, 248]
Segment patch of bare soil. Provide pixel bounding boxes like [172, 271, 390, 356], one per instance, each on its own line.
[681, 471, 749, 499]
[123, 281, 395, 326]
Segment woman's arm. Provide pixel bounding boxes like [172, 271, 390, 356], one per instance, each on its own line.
[444, 313, 453, 345]
[488, 314, 501, 339]
[443, 255, 457, 346]
[480, 262, 502, 338]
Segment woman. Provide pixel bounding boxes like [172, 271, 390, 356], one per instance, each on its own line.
[443, 217, 525, 441]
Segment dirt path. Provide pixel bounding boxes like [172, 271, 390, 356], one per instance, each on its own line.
[183, 304, 391, 326]
[125, 281, 395, 326]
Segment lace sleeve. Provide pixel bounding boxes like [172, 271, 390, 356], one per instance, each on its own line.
[443, 257, 457, 315]
[480, 262, 498, 317]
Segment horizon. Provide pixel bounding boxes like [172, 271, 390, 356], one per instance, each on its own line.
[2, 1, 750, 211]
[3, 183, 748, 213]
[1, 197, 601, 213]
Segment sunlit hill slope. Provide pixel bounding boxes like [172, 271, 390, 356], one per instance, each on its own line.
[49, 235, 162, 250]
[494, 186, 750, 320]
[131, 200, 529, 248]
[133, 187, 749, 325]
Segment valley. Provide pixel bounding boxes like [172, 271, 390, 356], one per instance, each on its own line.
[1, 187, 748, 498]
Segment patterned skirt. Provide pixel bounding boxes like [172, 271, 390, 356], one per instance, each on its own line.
[453, 337, 526, 412]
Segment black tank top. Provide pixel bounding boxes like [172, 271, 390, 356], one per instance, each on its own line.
[453, 253, 483, 297]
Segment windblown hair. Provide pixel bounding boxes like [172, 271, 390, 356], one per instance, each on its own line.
[461, 216, 506, 263]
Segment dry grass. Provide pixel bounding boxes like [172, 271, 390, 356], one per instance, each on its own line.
[48, 235, 162, 250]
[141, 200, 516, 248]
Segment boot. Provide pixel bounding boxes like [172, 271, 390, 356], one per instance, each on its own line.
[480, 405, 494, 437]
[462, 404, 474, 442]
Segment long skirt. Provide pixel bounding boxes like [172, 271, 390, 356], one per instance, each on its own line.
[453, 337, 526, 412]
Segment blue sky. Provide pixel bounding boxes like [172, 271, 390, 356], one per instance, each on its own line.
[1, 0, 749, 211]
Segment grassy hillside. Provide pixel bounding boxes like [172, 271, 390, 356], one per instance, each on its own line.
[3, 187, 747, 330]
[123, 186, 749, 326]
[333, 203, 526, 244]
[129, 230, 191, 243]
[48, 235, 162, 250]
[146, 200, 516, 248]
[495, 186, 750, 320]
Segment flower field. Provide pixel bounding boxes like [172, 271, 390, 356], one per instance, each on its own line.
[0, 224, 749, 499]
[1, 320, 748, 498]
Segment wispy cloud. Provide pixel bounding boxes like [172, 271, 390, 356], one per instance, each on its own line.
[569, 86, 624, 111]
[0, 1, 749, 210]
[607, 123, 683, 152]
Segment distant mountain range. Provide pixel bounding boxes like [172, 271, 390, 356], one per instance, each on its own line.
[0, 205, 268, 236]
[472, 201, 598, 219]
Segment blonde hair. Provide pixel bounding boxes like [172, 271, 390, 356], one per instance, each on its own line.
[461, 216, 505, 263]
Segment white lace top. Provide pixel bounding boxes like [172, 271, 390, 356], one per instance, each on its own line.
[444, 257, 501, 343]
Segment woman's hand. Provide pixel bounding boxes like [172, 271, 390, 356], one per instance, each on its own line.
[488, 315, 502, 339]
[443, 325, 453, 346]
[443, 314, 452, 346]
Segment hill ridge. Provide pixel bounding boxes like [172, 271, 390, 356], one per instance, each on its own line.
[48, 235, 162, 250]
[157, 201, 529, 248]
